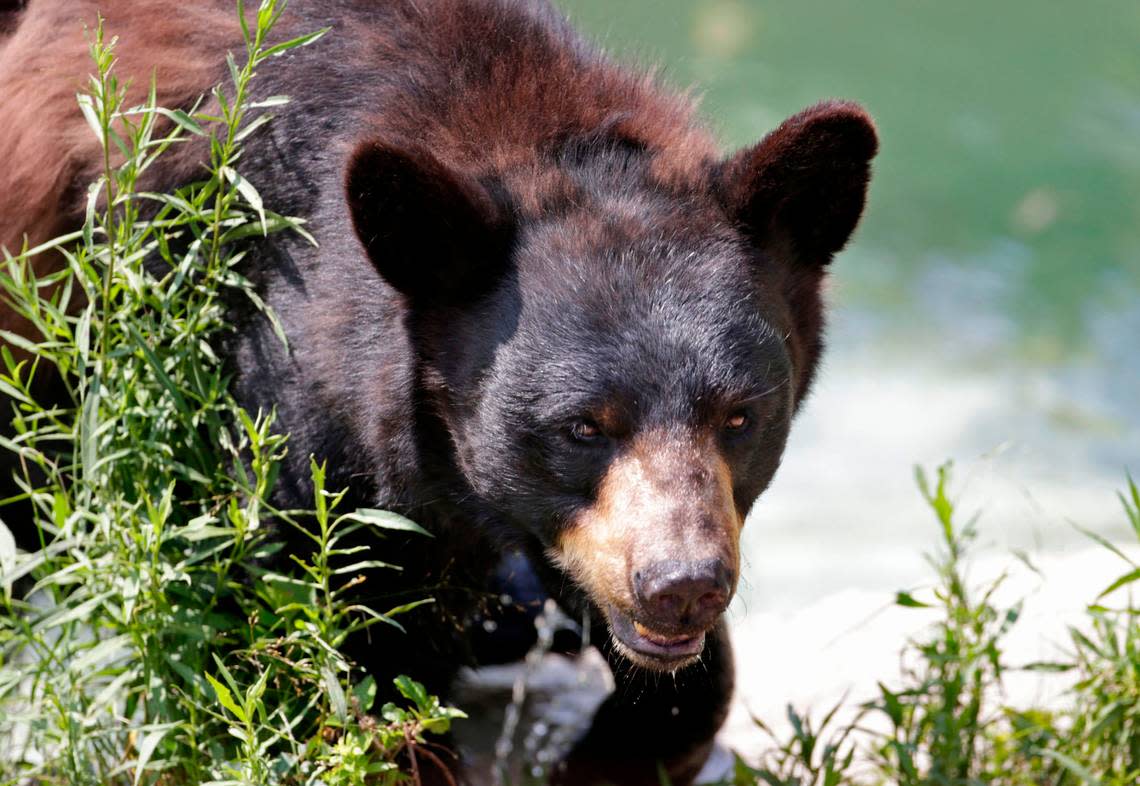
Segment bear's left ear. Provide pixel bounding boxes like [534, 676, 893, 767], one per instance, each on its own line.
[719, 101, 878, 265]
[345, 140, 514, 304]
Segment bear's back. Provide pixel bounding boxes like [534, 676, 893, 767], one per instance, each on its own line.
[0, 0, 725, 522]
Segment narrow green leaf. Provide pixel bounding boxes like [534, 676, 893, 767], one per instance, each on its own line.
[384, 597, 434, 618]
[1070, 520, 1137, 568]
[155, 107, 207, 136]
[895, 590, 932, 608]
[338, 508, 431, 536]
[323, 666, 347, 723]
[257, 27, 330, 60]
[233, 112, 273, 143]
[331, 559, 402, 575]
[1097, 567, 1140, 599]
[1037, 749, 1104, 785]
[76, 94, 106, 145]
[205, 672, 246, 723]
[133, 724, 176, 786]
[220, 166, 267, 233]
[248, 95, 291, 109]
[1019, 660, 1074, 673]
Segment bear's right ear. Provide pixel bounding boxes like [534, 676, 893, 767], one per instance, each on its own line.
[345, 141, 513, 304]
[719, 101, 878, 266]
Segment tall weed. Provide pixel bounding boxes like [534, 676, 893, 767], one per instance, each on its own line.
[0, 3, 459, 784]
[729, 469, 1140, 786]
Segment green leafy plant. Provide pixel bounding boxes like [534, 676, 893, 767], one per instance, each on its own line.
[0, 3, 460, 784]
[731, 700, 859, 786]
[725, 468, 1140, 786]
[863, 463, 1022, 786]
[1048, 475, 1140, 786]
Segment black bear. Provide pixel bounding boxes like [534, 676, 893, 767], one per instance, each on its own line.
[0, 1, 877, 783]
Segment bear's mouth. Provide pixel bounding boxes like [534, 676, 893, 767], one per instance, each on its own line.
[605, 605, 706, 671]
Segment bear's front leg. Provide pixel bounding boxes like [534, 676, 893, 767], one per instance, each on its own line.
[553, 618, 734, 786]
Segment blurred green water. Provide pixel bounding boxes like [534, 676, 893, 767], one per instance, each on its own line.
[558, 0, 1140, 359]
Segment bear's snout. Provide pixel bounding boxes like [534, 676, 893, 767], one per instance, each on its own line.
[633, 558, 732, 632]
[549, 427, 745, 669]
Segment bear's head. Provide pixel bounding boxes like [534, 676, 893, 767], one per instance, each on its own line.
[346, 101, 877, 671]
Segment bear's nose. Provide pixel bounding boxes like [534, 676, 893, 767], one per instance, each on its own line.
[633, 559, 732, 630]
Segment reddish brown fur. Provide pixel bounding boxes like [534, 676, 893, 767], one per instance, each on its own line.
[347, 1, 720, 215]
[0, 1, 242, 344]
[0, 2, 245, 250]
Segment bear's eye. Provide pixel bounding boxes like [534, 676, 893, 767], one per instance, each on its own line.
[569, 419, 605, 443]
[724, 411, 749, 432]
